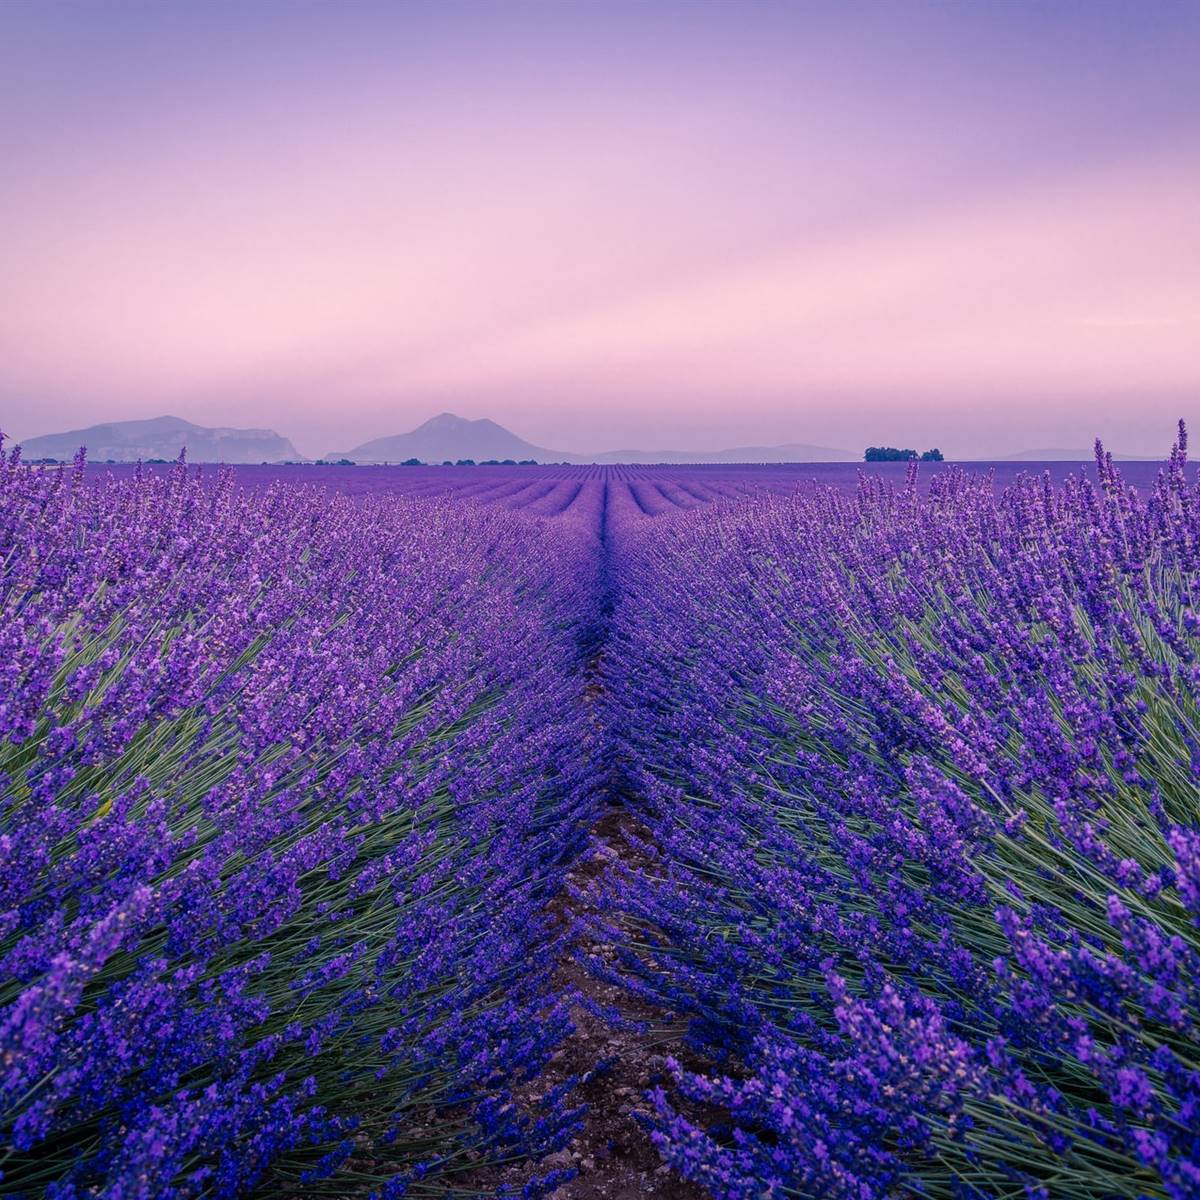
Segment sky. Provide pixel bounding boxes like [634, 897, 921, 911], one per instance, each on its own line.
[1, 1, 1198, 459]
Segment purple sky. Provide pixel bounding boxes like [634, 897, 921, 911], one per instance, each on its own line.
[1, 1, 1198, 459]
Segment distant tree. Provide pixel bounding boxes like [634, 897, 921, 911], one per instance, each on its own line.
[864, 446, 944, 462]
[401, 457, 422, 466]
[518, 459, 538, 466]
[455, 458, 476, 466]
[442, 460, 453, 466]
[501, 458, 516, 466]
[481, 459, 500, 466]
[335, 458, 355, 466]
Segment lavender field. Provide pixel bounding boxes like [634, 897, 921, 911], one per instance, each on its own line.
[2, 435, 1198, 1200]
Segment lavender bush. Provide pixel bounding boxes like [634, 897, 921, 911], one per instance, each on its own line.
[601, 430, 1200, 1199]
[6, 436, 1199, 1200]
[0, 446, 600, 1197]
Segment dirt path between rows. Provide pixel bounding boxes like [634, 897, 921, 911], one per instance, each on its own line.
[466, 805, 712, 1200]
[467, 500, 714, 1200]
[527, 806, 710, 1200]
[468, 640, 712, 1199]
[532, 509, 713, 1200]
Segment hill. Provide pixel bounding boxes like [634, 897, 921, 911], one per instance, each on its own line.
[335, 413, 851, 464]
[18, 415, 303, 463]
[334, 412, 558, 463]
[587, 441, 850, 464]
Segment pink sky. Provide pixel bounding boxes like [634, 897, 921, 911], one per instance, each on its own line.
[1, 2, 1198, 458]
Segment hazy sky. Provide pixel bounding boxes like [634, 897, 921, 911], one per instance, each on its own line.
[1, 1, 1198, 458]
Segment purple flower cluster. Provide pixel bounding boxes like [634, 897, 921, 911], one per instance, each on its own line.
[8, 435, 1199, 1199]
[0, 446, 601, 1196]
[601, 429, 1200, 1199]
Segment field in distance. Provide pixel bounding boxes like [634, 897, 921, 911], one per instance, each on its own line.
[89, 459, 1171, 526]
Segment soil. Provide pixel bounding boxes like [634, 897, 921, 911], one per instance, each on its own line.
[474, 805, 713, 1200]
[422, 647, 719, 1197]
[523, 646, 714, 1200]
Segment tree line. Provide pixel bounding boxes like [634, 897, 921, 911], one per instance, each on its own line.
[863, 446, 944, 462]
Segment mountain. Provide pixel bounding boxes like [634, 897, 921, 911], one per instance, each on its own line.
[335, 413, 852, 463]
[18, 415, 302, 463]
[585, 441, 850, 464]
[333, 412, 558, 463]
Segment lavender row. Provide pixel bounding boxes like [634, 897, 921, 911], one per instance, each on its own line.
[0, 447, 602, 1198]
[86, 461, 1177, 533]
[600, 431, 1200, 1199]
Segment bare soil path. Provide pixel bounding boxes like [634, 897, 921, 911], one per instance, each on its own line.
[467, 493, 716, 1200]
[533, 493, 712, 1200]
[530, 807, 710, 1200]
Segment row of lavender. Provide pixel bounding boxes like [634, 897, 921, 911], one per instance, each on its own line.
[600, 434, 1200, 1199]
[0, 449, 603, 1198]
[88, 459, 1175, 521]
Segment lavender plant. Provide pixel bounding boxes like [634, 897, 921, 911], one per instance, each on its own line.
[8, 437, 1199, 1199]
[602, 429, 1200, 1199]
[0, 446, 600, 1198]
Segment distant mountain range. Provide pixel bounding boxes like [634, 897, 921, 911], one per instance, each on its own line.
[333, 413, 553, 463]
[333, 412, 853, 464]
[17, 415, 301, 464]
[584, 441, 854, 464]
[15, 411, 1157, 465]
